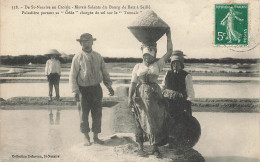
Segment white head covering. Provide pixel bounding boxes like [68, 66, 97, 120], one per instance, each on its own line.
[142, 46, 156, 57]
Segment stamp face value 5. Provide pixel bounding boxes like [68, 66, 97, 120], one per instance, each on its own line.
[215, 4, 248, 46]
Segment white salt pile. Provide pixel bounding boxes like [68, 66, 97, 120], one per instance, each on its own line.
[129, 10, 168, 28]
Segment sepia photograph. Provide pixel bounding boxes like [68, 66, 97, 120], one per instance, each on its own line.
[0, 0, 259, 161]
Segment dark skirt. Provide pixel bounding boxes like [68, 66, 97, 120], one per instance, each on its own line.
[133, 83, 168, 146]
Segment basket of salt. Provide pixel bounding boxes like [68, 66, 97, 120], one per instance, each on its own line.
[128, 10, 169, 44]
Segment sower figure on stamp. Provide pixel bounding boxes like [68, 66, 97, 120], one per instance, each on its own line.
[161, 50, 195, 150]
[220, 7, 244, 43]
[69, 33, 114, 146]
[128, 28, 173, 158]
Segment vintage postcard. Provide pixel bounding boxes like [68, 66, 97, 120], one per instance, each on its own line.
[0, 0, 259, 162]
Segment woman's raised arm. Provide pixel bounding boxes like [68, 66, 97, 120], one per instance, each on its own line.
[162, 28, 173, 62]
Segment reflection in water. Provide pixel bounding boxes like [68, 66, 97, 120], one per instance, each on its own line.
[49, 107, 61, 125]
[56, 111, 60, 124]
[49, 112, 54, 125]
[47, 106, 63, 153]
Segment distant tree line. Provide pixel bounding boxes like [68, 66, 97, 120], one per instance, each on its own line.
[183, 57, 259, 64]
[0, 55, 259, 65]
[0, 55, 74, 65]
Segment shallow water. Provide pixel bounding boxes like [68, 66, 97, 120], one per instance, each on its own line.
[0, 108, 113, 162]
[0, 110, 259, 161]
[0, 83, 126, 99]
[194, 112, 260, 158]
[0, 82, 259, 99]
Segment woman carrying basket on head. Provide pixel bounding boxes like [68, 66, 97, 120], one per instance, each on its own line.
[128, 28, 172, 158]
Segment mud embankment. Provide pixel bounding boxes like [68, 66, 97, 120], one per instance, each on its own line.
[0, 97, 259, 113]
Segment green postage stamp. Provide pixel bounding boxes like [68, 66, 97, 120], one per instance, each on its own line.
[215, 4, 248, 46]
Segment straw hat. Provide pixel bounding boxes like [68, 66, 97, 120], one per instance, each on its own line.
[142, 46, 156, 57]
[45, 49, 61, 56]
[170, 50, 186, 63]
[76, 33, 96, 42]
[170, 50, 186, 69]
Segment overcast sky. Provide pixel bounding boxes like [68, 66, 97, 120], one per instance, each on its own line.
[1, 0, 260, 58]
